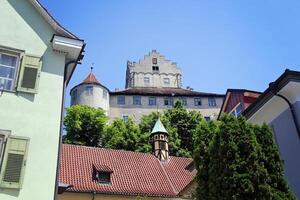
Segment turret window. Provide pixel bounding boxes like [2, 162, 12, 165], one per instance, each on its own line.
[103, 90, 108, 99]
[72, 89, 77, 102]
[85, 86, 93, 95]
[160, 142, 166, 150]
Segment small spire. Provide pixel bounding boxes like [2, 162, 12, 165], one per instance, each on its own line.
[151, 118, 168, 135]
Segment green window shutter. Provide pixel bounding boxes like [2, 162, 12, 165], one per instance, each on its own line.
[17, 54, 42, 94]
[0, 136, 29, 189]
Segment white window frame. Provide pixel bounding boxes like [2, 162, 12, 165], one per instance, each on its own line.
[0, 130, 11, 169]
[194, 97, 202, 106]
[133, 96, 141, 105]
[230, 103, 243, 117]
[208, 97, 217, 107]
[0, 47, 23, 92]
[117, 95, 125, 105]
[163, 78, 170, 86]
[85, 86, 93, 95]
[144, 77, 150, 86]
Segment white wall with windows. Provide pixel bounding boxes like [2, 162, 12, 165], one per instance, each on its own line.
[71, 84, 110, 115]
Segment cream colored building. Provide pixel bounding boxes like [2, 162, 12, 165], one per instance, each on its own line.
[71, 50, 224, 122]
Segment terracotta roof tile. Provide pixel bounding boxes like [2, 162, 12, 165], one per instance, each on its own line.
[59, 144, 194, 197]
[82, 73, 100, 85]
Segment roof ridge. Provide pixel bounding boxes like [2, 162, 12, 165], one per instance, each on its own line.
[157, 159, 179, 195]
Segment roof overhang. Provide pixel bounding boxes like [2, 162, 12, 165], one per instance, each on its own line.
[29, 0, 78, 39]
[51, 35, 85, 85]
[58, 182, 73, 194]
[243, 69, 300, 121]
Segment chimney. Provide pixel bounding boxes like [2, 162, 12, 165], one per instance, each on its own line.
[150, 118, 169, 161]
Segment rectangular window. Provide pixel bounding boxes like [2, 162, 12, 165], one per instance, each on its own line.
[164, 97, 173, 106]
[149, 97, 156, 106]
[133, 96, 141, 105]
[152, 58, 157, 64]
[194, 98, 202, 106]
[208, 97, 217, 107]
[180, 97, 187, 106]
[85, 86, 93, 95]
[144, 77, 150, 86]
[231, 104, 243, 117]
[103, 90, 108, 99]
[163, 78, 170, 86]
[0, 51, 19, 91]
[0, 135, 29, 189]
[117, 96, 125, 105]
[152, 66, 159, 71]
[98, 172, 111, 184]
[0, 130, 10, 167]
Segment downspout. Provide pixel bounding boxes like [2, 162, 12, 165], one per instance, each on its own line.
[275, 93, 300, 139]
[53, 44, 86, 200]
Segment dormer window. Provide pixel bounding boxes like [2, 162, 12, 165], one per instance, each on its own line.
[98, 171, 111, 184]
[92, 164, 113, 184]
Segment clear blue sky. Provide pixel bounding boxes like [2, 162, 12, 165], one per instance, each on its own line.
[40, 0, 300, 105]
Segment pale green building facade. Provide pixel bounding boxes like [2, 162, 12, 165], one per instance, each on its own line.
[0, 0, 84, 200]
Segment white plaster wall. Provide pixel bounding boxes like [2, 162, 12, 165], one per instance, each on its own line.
[71, 84, 110, 114]
[127, 51, 182, 88]
[109, 95, 223, 122]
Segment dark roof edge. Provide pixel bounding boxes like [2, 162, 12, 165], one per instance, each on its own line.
[243, 69, 300, 119]
[110, 88, 225, 97]
[64, 190, 178, 198]
[33, 0, 80, 39]
[69, 82, 110, 95]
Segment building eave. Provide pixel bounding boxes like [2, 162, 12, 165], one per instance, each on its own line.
[243, 69, 300, 119]
[29, 0, 80, 39]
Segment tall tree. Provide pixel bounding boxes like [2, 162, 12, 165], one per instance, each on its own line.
[193, 114, 296, 200]
[64, 105, 106, 146]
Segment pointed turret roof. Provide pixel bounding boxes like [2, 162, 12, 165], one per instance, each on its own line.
[151, 118, 169, 135]
[82, 72, 101, 85]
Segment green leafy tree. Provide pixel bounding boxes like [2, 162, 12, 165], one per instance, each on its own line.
[194, 114, 296, 200]
[193, 120, 218, 199]
[164, 101, 202, 154]
[103, 118, 140, 151]
[64, 105, 106, 146]
[254, 124, 296, 199]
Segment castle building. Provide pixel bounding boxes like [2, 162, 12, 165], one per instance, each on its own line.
[71, 50, 225, 122]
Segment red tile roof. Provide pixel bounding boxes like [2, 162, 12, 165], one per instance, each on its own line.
[59, 144, 195, 197]
[82, 72, 101, 85]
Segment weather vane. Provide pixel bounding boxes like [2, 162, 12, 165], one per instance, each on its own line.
[91, 62, 94, 73]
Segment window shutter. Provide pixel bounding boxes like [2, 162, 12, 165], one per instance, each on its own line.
[0, 136, 29, 189]
[17, 54, 42, 94]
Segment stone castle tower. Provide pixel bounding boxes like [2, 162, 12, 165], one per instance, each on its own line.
[70, 71, 110, 114]
[125, 50, 182, 88]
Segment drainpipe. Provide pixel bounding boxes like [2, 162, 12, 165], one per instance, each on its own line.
[275, 93, 300, 139]
[53, 44, 86, 200]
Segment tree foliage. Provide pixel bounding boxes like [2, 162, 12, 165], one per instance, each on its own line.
[194, 114, 296, 200]
[64, 105, 107, 146]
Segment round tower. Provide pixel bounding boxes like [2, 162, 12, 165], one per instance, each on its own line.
[70, 69, 110, 115]
[150, 118, 169, 161]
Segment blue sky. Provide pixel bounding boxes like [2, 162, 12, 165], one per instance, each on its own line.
[40, 0, 300, 105]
